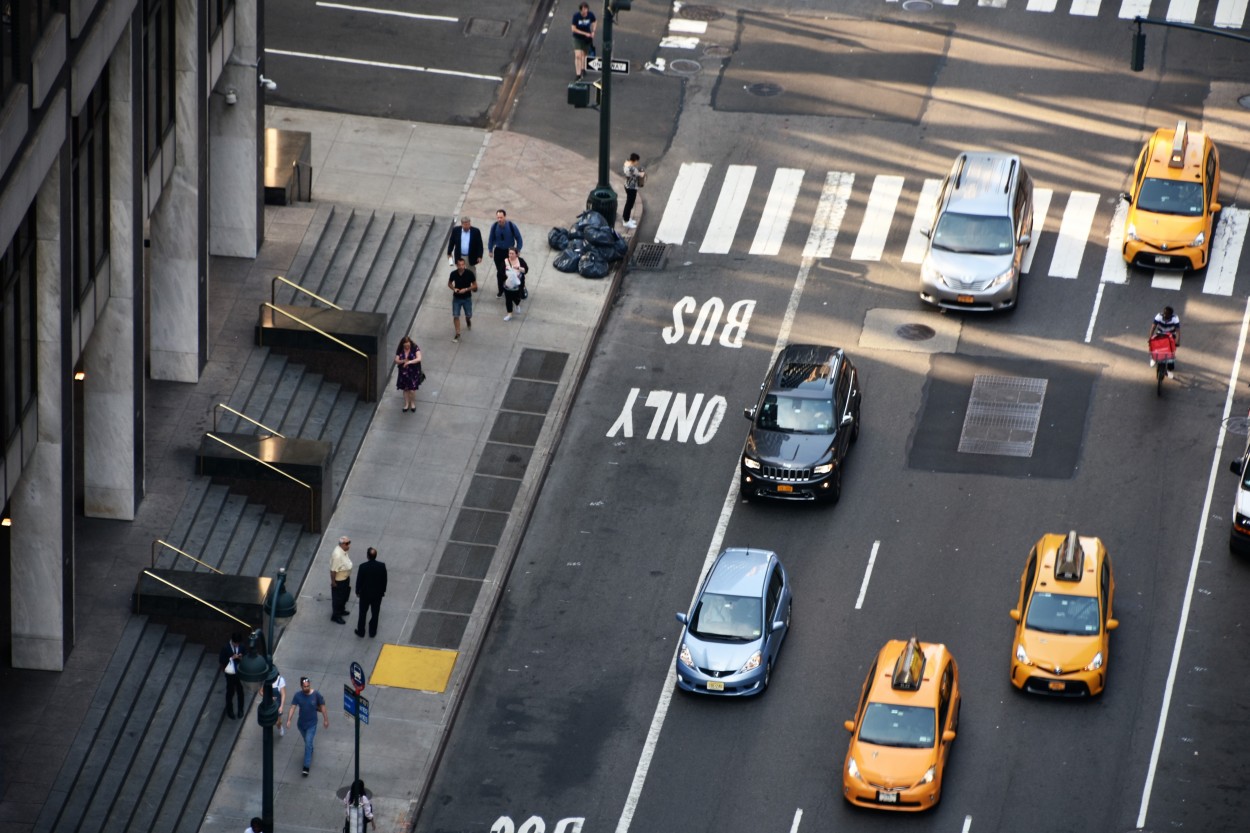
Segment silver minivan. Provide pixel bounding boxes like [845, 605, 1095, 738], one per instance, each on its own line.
[919, 152, 1033, 312]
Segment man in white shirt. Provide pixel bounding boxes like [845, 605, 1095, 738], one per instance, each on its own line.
[330, 537, 353, 624]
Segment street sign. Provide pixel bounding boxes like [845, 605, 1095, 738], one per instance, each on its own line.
[358, 695, 369, 725]
[587, 57, 629, 75]
[349, 661, 365, 693]
[343, 685, 370, 724]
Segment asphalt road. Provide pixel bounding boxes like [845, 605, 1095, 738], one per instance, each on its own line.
[320, 1, 1250, 832]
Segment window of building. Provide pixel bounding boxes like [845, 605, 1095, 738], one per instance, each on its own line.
[2, 0, 60, 100]
[0, 211, 37, 448]
[71, 75, 108, 304]
[207, 0, 235, 41]
[142, 0, 175, 168]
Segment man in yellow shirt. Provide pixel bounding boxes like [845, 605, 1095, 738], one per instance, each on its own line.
[329, 536, 352, 624]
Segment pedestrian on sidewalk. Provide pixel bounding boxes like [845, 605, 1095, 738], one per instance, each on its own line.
[354, 547, 388, 638]
[488, 209, 524, 298]
[571, 2, 596, 79]
[273, 672, 287, 737]
[503, 249, 528, 321]
[394, 336, 422, 413]
[343, 779, 374, 832]
[449, 257, 477, 342]
[446, 216, 483, 275]
[245, 817, 265, 833]
[285, 676, 328, 776]
[622, 153, 645, 230]
[219, 633, 245, 719]
[330, 536, 352, 624]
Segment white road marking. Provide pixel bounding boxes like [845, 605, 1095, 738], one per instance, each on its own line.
[314, 2, 457, 21]
[659, 36, 700, 49]
[264, 48, 502, 81]
[1027, 0, 1059, 10]
[1070, 0, 1102, 15]
[700, 165, 756, 254]
[788, 809, 803, 833]
[855, 541, 880, 610]
[978, 0, 1007, 7]
[901, 178, 940, 265]
[1048, 191, 1100, 278]
[1021, 187, 1052, 275]
[1137, 296, 1250, 829]
[1084, 279, 1105, 344]
[851, 176, 904, 261]
[750, 169, 805, 256]
[668, 19, 707, 33]
[962, 816, 973, 833]
[1118, 0, 1151, 17]
[1202, 208, 1249, 296]
[1214, 0, 1249, 27]
[1099, 200, 1129, 285]
[655, 162, 711, 245]
[1165, 0, 1201, 21]
[803, 172, 855, 259]
[1151, 272, 1184, 291]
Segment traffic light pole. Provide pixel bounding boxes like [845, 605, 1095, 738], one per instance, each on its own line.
[586, 0, 629, 225]
[1131, 15, 1250, 71]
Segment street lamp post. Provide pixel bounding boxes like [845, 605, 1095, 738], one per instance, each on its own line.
[586, 0, 631, 225]
[238, 568, 297, 832]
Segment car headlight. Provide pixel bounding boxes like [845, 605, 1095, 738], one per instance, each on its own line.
[988, 266, 1015, 289]
[679, 643, 695, 669]
[1190, 231, 1205, 247]
[1126, 223, 1140, 242]
[742, 456, 760, 471]
[921, 260, 941, 285]
[812, 461, 834, 475]
[739, 651, 762, 674]
[847, 757, 861, 780]
[1085, 652, 1103, 671]
[919, 766, 937, 785]
[1015, 643, 1031, 665]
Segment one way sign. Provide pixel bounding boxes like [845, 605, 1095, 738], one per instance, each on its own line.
[587, 57, 630, 75]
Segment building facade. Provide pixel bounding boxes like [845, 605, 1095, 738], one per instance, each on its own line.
[1, 0, 265, 670]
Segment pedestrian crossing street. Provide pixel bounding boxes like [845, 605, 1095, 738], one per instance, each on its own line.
[653, 163, 1250, 296]
[888, 0, 1249, 28]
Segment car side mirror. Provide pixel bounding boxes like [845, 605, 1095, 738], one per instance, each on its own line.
[1212, 201, 1223, 213]
[840, 413, 854, 427]
[675, 612, 688, 625]
[1120, 191, 1131, 203]
[744, 407, 755, 421]
[771, 619, 786, 633]
[843, 720, 855, 733]
[1107, 618, 1119, 631]
[1009, 609, 1021, 621]
[920, 227, 931, 239]
[1018, 233, 1032, 245]
[942, 730, 956, 743]
[1231, 459, 1245, 476]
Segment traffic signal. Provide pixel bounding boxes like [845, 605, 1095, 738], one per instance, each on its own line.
[1132, 29, 1146, 71]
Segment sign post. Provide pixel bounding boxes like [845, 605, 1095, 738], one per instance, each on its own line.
[347, 661, 367, 787]
[587, 57, 630, 74]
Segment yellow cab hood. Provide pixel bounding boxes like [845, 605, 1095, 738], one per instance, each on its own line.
[1020, 629, 1100, 673]
[850, 741, 935, 789]
[1128, 209, 1205, 247]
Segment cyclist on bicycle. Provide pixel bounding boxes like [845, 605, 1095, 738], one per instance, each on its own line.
[1149, 306, 1181, 378]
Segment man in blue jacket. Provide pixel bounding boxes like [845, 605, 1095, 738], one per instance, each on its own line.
[487, 209, 523, 297]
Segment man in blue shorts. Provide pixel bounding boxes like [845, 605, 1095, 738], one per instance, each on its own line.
[449, 257, 477, 343]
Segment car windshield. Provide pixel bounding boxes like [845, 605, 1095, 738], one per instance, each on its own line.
[858, 703, 936, 749]
[1137, 178, 1205, 216]
[689, 592, 762, 641]
[931, 212, 1015, 254]
[756, 394, 834, 434]
[1025, 591, 1100, 635]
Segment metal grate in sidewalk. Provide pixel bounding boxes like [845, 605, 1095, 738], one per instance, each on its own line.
[632, 243, 667, 271]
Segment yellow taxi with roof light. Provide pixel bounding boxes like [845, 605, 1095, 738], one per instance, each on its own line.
[1010, 531, 1118, 697]
[1122, 121, 1221, 271]
[841, 638, 960, 812]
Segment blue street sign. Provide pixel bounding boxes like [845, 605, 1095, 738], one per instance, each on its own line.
[358, 695, 369, 725]
[349, 661, 365, 693]
[343, 684, 370, 725]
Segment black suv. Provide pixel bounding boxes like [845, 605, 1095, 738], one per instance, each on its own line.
[740, 345, 861, 503]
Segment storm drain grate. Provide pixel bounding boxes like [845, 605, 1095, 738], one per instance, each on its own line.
[633, 243, 667, 270]
[466, 18, 508, 37]
[958, 375, 1047, 457]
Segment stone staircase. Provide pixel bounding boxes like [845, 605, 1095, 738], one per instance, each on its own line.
[35, 206, 444, 833]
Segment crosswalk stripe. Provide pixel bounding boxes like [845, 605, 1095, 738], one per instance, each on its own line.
[1214, 0, 1249, 27]
[1049, 191, 1100, 278]
[1152, 272, 1184, 290]
[851, 175, 905, 261]
[655, 162, 711, 245]
[700, 165, 756, 254]
[1166, 0, 1200, 20]
[902, 179, 941, 265]
[1202, 208, 1249, 296]
[1070, 0, 1102, 16]
[749, 168, 805, 256]
[1119, 0, 1151, 17]
[1100, 200, 1130, 284]
[803, 172, 855, 260]
[1028, 0, 1060, 10]
[979, 0, 1008, 7]
[1022, 188, 1053, 275]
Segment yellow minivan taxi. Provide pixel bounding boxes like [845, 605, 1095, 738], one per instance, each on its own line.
[1122, 121, 1221, 271]
[1010, 531, 1118, 697]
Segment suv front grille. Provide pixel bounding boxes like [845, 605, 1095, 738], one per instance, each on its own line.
[761, 465, 812, 481]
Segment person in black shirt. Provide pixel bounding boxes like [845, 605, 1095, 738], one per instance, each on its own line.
[449, 257, 477, 343]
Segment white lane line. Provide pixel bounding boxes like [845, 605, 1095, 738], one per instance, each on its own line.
[1215, 0, 1249, 27]
[1021, 187, 1053, 275]
[789, 808, 803, 833]
[1165, 0, 1201, 21]
[1118, 0, 1151, 17]
[654, 162, 711, 245]
[1027, 0, 1059, 10]
[1151, 272, 1184, 291]
[264, 48, 502, 81]
[750, 169, 805, 256]
[1203, 208, 1249, 296]
[314, 2, 457, 21]
[1100, 200, 1129, 285]
[669, 19, 707, 33]
[803, 172, 855, 259]
[854, 541, 880, 610]
[851, 176, 904, 261]
[901, 178, 940, 265]
[1084, 281, 1106, 344]
[979, 0, 1007, 7]
[616, 257, 821, 833]
[1070, 0, 1102, 14]
[700, 165, 756, 254]
[659, 36, 700, 49]
[1137, 295, 1250, 829]
[962, 816, 973, 833]
[1048, 191, 1100, 278]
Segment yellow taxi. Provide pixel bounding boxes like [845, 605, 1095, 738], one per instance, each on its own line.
[1010, 531, 1118, 697]
[841, 638, 960, 812]
[1122, 120, 1221, 271]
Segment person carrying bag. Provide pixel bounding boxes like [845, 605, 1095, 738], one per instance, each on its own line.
[343, 779, 373, 832]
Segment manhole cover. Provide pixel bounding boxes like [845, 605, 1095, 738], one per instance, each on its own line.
[896, 323, 936, 341]
[669, 59, 703, 76]
[958, 375, 1048, 457]
[465, 17, 508, 38]
[632, 243, 668, 271]
[901, 0, 934, 9]
[747, 82, 784, 97]
[678, 4, 724, 21]
[703, 44, 731, 58]
[1224, 415, 1250, 435]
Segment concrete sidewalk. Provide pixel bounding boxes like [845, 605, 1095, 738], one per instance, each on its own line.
[198, 109, 628, 832]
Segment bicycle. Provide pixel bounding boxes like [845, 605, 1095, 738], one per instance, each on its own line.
[1149, 332, 1178, 396]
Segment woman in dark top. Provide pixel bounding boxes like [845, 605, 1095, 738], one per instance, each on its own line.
[394, 336, 422, 412]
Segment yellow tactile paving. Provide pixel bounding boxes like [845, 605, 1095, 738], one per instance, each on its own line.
[370, 644, 459, 692]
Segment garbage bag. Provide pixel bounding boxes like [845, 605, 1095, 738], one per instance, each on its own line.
[583, 225, 617, 246]
[610, 233, 629, 262]
[578, 249, 611, 279]
[548, 227, 570, 250]
[553, 248, 582, 273]
[572, 210, 609, 235]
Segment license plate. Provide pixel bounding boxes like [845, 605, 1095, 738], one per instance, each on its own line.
[957, 294, 975, 304]
[1156, 256, 1172, 264]
[706, 680, 725, 691]
[877, 791, 898, 804]
[777, 484, 793, 493]
[1048, 681, 1066, 691]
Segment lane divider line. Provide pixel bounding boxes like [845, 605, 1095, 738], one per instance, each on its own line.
[855, 541, 880, 610]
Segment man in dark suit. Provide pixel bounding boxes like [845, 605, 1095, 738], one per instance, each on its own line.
[354, 547, 389, 638]
[446, 216, 484, 276]
[219, 632, 245, 718]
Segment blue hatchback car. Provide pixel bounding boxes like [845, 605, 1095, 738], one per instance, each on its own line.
[675, 548, 792, 696]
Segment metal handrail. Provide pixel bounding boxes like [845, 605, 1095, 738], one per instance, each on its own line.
[212, 403, 285, 438]
[137, 569, 255, 628]
[260, 302, 373, 400]
[270, 275, 341, 310]
[151, 539, 224, 573]
[205, 432, 316, 527]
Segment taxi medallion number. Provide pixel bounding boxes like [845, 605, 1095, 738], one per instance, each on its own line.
[877, 791, 898, 804]
[706, 680, 725, 691]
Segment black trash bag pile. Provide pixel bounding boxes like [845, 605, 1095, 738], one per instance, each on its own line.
[548, 210, 628, 278]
